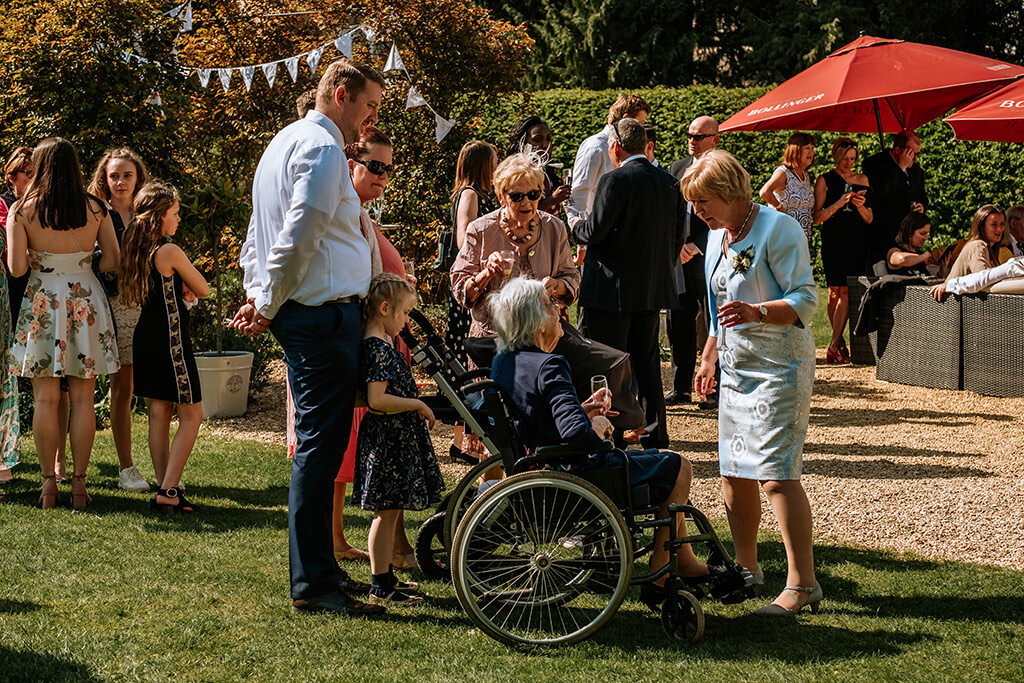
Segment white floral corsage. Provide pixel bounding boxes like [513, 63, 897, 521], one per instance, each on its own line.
[731, 246, 755, 274]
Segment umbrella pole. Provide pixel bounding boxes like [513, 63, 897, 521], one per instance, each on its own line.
[873, 99, 886, 150]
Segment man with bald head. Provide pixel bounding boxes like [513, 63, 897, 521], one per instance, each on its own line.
[665, 116, 719, 408]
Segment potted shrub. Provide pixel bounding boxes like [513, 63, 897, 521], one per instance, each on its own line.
[182, 179, 254, 418]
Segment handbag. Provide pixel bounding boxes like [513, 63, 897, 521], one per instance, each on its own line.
[433, 227, 458, 274]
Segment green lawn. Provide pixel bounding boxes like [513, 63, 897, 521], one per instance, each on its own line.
[2, 420, 1023, 682]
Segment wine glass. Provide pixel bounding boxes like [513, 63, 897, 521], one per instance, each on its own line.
[499, 250, 515, 277]
[591, 375, 610, 412]
[368, 196, 384, 224]
[842, 182, 854, 212]
[403, 260, 415, 279]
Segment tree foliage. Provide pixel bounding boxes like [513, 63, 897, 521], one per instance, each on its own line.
[477, 0, 1024, 89]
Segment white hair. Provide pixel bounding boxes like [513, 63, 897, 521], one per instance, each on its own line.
[488, 277, 550, 354]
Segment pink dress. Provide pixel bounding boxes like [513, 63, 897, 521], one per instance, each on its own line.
[285, 220, 412, 486]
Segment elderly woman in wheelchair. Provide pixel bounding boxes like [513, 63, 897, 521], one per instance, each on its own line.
[488, 278, 714, 606]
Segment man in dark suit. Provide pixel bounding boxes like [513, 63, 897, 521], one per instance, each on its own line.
[572, 118, 686, 449]
[862, 130, 928, 268]
[666, 116, 718, 407]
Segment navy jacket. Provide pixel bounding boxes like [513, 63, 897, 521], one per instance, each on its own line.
[572, 157, 686, 312]
[490, 347, 604, 452]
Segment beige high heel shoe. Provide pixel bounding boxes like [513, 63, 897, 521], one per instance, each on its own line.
[71, 474, 92, 510]
[39, 474, 59, 509]
[754, 581, 822, 616]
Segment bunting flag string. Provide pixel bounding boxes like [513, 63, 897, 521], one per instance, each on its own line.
[126, 15, 457, 144]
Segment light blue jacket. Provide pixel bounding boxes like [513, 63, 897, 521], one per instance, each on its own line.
[705, 206, 818, 336]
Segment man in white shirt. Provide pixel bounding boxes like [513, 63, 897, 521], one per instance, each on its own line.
[231, 58, 385, 617]
[1007, 205, 1024, 258]
[564, 93, 650, 223]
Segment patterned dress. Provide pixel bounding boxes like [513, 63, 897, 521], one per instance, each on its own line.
[9, 250, 119, 378]
[132, 243, 201, 404]
[772, 165, 815, 244]
[353, 336, 442, 512]
[706, 209, 817, 481]
[0, 228, 20, 471]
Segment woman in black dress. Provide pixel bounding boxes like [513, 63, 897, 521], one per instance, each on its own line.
[447, 141, 497, 461]
[813, 137, 873, 364]
[121, 182, 209, 513]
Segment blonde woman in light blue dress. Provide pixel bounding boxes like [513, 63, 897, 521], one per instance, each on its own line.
[680, 150, 821, 617]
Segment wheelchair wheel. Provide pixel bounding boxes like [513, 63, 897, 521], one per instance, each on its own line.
[660, 588, 704, 644]
[451, 471, 633, 646]
[414, 512, 451, 581]
[443, 453, 504, 550]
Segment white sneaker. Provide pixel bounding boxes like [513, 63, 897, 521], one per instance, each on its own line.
[118, 466, 151, 492]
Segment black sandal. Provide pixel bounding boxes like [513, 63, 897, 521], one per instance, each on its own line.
[151, 487, 197, 514]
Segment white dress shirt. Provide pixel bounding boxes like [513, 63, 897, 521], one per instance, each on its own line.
[565, 125, 614, 222]
[945, 256, 1024, 295]
[240, 110, 370, 319]
[1011, 233, 1024, 258]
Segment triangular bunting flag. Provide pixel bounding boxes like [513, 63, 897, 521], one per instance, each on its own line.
[306, 47, 324, 74]
[218, 68, 232, 92]
[145, 92, 163, 107]
[405, 86, 427, 110]
[335, 33, 353, 58]
[197, 68, 211, 88]
[285, 57, 300, 83]
[435, 113, 455, 143]
[362, 25, 375, 41]
[241, 65, 255, 92]
[384, 44, 405, 73]
[182, 1, 193, 32]
[262, 62, 277, 89]
[165, 1, 192, 32]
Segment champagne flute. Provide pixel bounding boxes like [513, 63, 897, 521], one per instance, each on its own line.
[591, 375, 610, 412]
[500, 250, 515, 277]
[842, 182, 854, 212]
[403, 260, 415, 279]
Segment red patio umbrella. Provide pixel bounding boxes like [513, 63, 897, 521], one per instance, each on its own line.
[944, 79, 1024, 142]
[720, 36, 1024, 144]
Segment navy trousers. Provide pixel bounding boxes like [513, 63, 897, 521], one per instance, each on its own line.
[271, 300, 360, 600]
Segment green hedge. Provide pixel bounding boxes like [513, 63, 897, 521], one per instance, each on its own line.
[475, 86, 1024, 250]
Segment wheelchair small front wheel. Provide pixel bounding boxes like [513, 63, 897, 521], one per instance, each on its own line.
[661, 588, 704, 644]
[414, 511, 451, 581]
[451, 471, 633, 646]
[443, 454, 505, 550]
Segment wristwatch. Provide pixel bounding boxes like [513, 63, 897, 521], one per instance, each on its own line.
[758, 304, 768, 323]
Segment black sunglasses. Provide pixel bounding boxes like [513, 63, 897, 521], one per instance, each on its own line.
[507, 189, 542, 203]
[353, 158, 394, 176]
[686, 132, 715, 141]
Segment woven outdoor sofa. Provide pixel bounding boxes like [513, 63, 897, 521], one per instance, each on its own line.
[846, 276, 1024, 397]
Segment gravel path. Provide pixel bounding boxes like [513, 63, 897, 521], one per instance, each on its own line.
[210, 357, 1024, 570]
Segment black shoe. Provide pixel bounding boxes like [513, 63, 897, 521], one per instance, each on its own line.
[292, 591, 385, 616]
[449, 444, 477, 465]
[665, 391, 691, 405]
[336, 568, 372, 595]
[639, 582, 669, 613]
[697, 396, 718, 410]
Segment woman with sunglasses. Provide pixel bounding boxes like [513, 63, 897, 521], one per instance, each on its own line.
[812, 137, 872, 365]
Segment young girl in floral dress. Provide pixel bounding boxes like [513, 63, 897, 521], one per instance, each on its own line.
[6, 137, 120, 509]
[119, 182, 209, 514]
[354, 274, 443, 606]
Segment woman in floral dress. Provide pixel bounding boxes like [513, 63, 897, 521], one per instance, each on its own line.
[0, 226, 20, 484]
[6, 137, 120, 509]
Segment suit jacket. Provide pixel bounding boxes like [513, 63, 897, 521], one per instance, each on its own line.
[573, 157, 686, 312]
[668, 156, 710, 300]
[862, 151, 928, 258]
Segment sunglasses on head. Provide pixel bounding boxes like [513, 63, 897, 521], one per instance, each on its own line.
[507, 189, 542, 203]
[687, 133, 715, 141]
[353, 158, 394, 176]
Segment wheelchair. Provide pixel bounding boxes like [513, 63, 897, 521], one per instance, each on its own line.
[400, 310, 756, 647]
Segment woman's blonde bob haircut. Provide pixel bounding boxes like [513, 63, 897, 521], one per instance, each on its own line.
[493, 152, 546, 198]
[678, 149, 752, 204]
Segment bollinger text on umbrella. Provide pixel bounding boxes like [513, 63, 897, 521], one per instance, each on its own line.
[999, 100, 1024, 108]
[747, 93, 826, 117]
